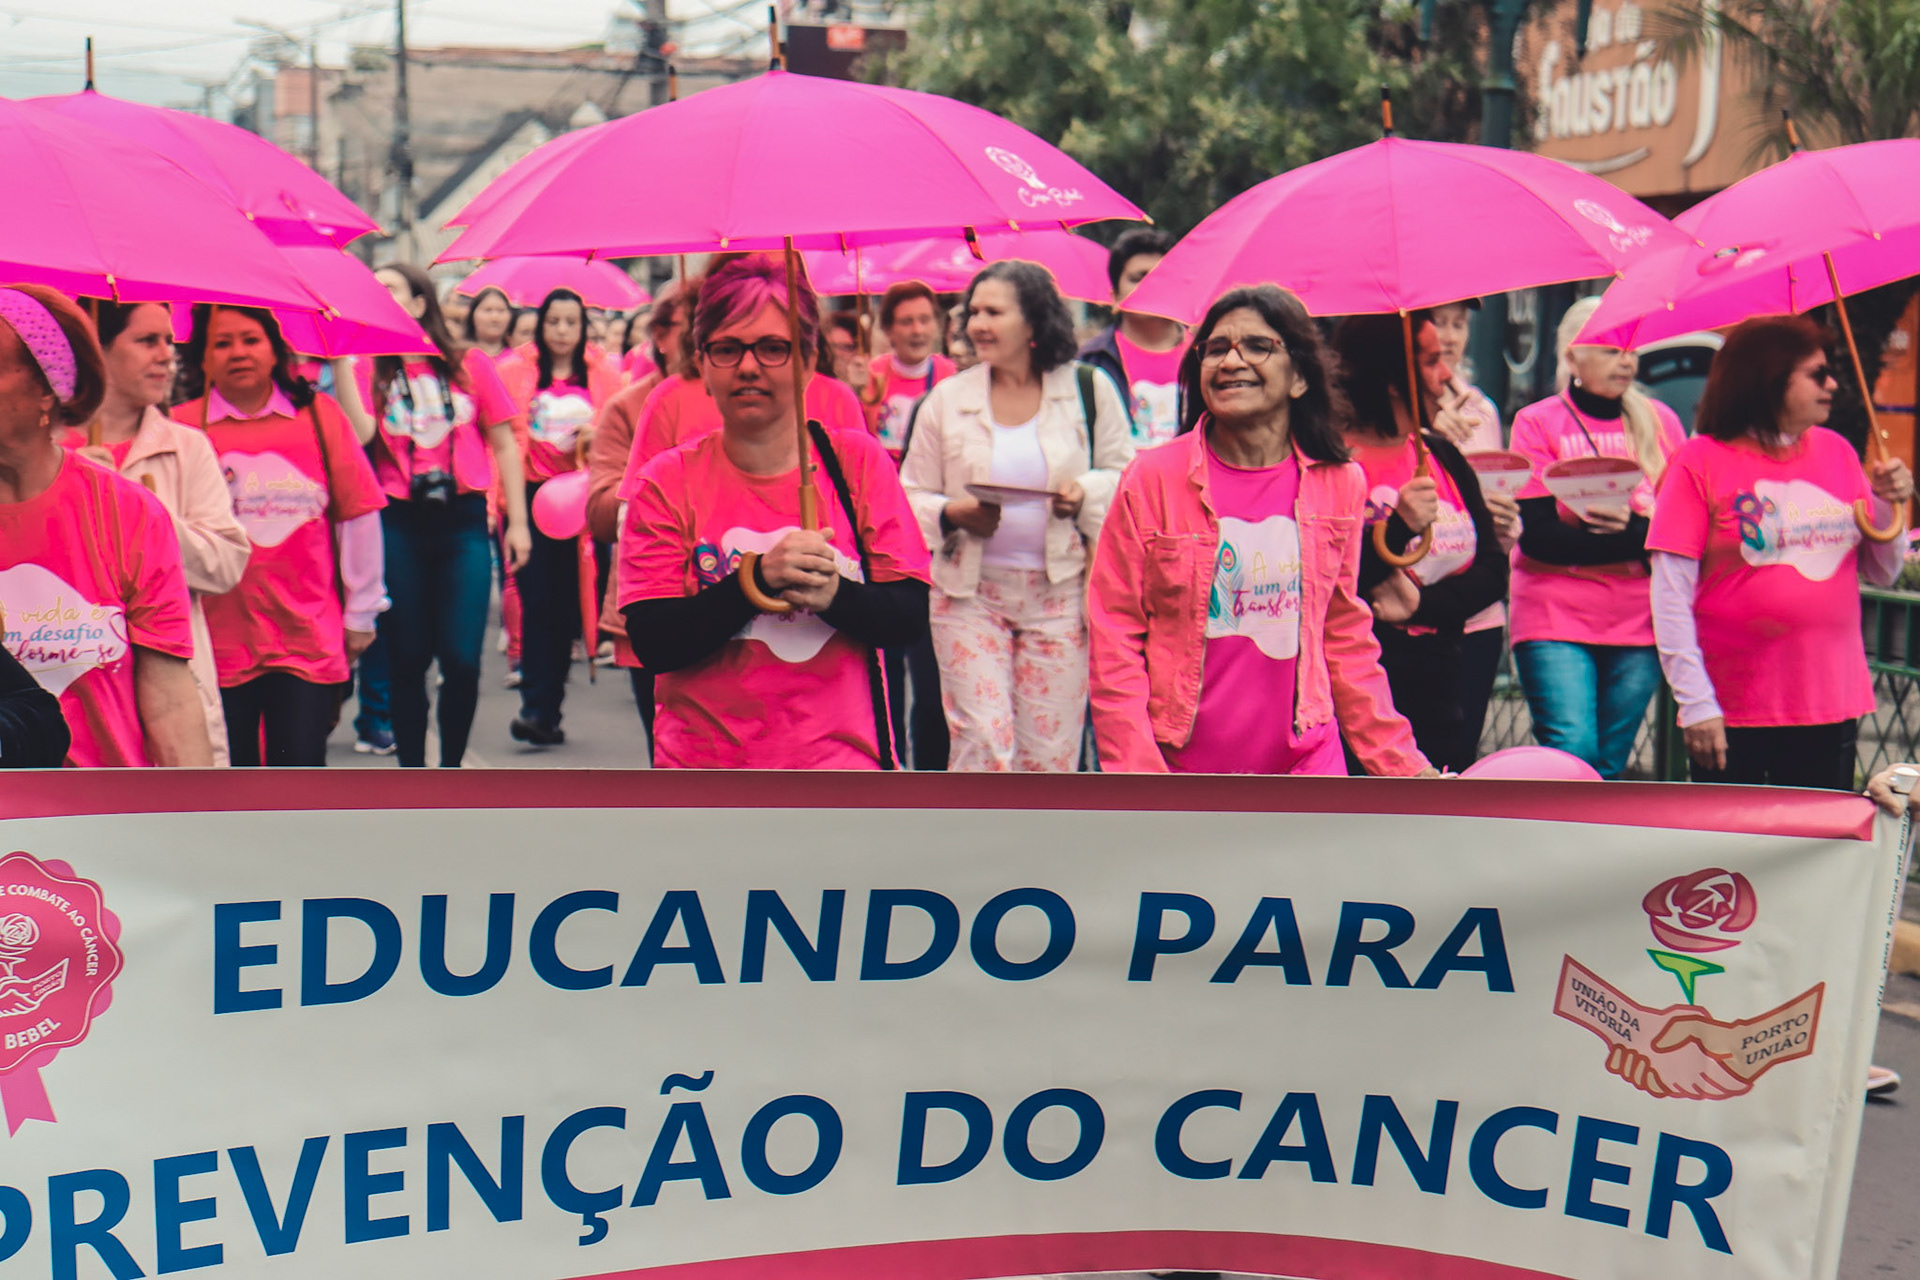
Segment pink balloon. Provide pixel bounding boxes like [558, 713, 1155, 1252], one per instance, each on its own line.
[1461, 745, 1604, 782]
[531, 471, 590, 540]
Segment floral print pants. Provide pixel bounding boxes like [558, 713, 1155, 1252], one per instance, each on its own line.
[930, 566, 1088, 772]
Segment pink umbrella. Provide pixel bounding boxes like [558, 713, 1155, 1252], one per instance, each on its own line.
[1579, 133, 1920, 544]
[0, 100, 325, 310]
[272, 247, 434, 358]
[436, 68, 1143, 262]
[457, 257, 651, 310]
[30, 90, 377, 249]
[804, 229, 1112, 302]
[444, 126, 602, 231]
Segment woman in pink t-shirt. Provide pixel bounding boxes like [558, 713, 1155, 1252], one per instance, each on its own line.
[337, 263, 531, 768]
[1335, 312, 1515, 773]
[0, 284, 208, 767]
[175, 305, 388, 767]
[497, 288, 622, 746]
[462, 286, 516, 364]
[1649, 314, 1912, 789]
[1088, 286, 1431, 776]
[619, 254, 931, 769]
[1508, 296, 1686, 779]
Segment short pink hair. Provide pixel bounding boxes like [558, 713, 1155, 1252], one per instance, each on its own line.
[693, 253, 819, 357]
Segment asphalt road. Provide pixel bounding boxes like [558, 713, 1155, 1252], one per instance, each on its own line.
[326, 623, 1920, 1275]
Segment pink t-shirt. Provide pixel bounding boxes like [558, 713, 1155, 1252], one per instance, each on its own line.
[871, 353, 958, 458]
[619, 373, 871, 501]
[362, 349, 517, 500]
[522, 377, 597, 482]
[1353, 436, 1478, 587]
[175, 393, 386, 686]
[1163, 448, 1341, 775]
[624, 347, 658, 383]
[619, 429, 931, 769]
[1114, 332, 1186, 449]
[1646, 427, 1874, 727]
[0, 454, 194, 767]
[1508, 392, 1685, 647]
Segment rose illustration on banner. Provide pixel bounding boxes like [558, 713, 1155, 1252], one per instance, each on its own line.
[1643, 867, 1757, 952]
[0, 852, 123, 1136]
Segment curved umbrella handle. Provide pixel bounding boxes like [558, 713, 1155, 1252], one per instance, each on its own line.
[736, 551, 794, 614]
[1854, 498, 1907, 544]
[1372, 519, 1433, 568]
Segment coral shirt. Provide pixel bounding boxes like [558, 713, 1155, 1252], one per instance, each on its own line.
[174, 391, 385, 686]
[0, 453, 193, 766]
[361, 349, 517, 500]
[1647, 427, 1876, 727]
[1163, 447, 1341, 775]
[522, 378, 597, 482]
[870, 353, 957, 459]
[1351, 434, 1478, 587]
[1114, 332, 1186, 449]
[619, 373, 870, 499]
[620, 429, 930, 769]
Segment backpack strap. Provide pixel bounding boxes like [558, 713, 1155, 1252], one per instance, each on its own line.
[806, 421, 897, 772]
[1075, 362, 1098, 469]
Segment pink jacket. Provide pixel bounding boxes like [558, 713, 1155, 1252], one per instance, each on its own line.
[1087, 427, 1428, 776]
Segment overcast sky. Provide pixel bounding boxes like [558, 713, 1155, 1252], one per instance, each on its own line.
[0, 1, 766, 108]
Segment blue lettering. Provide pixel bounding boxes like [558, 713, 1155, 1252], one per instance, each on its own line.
[860, 890, 959, 981]
[342, 1128, 409, 1243]
[49, 1169, 145, 1280]
[1003, 1089, 1104, 1181]
[1351, 1095, 1456, 1194]
[1646, 1132, 1733, 1254]
[1238, 1093, 1338, 1183]
[1413, 908, 1514, 992]
[1128, 893, 1215, 981]
[0, 1185, 29, 1263]
[740, 1096, 843, 1195]
[1564, 1115, 1638, 1228]
[540, 1107, 626, 1246]
[897, 1091, 992, 1185]
[228, 1138, 328, 1257]
[301, 900, 402, 1007]
[212, 902, 281, 1013]
[633, 1102, 732, 1205]
[970, 888, 1075, 981]
[1468, 1106, 1558, 1209]
[427, 1118, 524, 1232]
[420, 895, 515, 997]
[1155, 1090, 1242, 1180]
[1326, 903, 1415, 988]
[740, 890, 844, 982]
[529, 891, 619, 991]
[622, 891, 724, 986]
[1210, 898, 1311, 985]
[153, 1151, 221, 1273]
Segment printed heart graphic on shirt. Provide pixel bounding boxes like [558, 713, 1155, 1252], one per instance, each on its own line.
[724, 525, 861, 664]
[220, 449, 325, 547]
[1741, 478, 1859, 581]
[0, 562, 130, 695]
[530, 390, 596, 450]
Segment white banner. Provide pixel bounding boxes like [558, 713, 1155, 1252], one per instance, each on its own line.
[0, 772, 1903, 1280]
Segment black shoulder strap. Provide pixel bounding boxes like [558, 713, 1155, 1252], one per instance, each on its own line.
[806, 422, 897, 772]
[897, 391, 931, 463]
[1075, 363, 1098, 469]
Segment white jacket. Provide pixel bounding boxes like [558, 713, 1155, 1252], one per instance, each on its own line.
[900, 362, 1134, 598]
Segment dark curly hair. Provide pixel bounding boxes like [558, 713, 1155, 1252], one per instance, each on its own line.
[1694, 314, 1829, 449]
[963, 260, 1077, 374]
[1332, 310, 1438, 442]
[178, 304, 315, 409]
[1177, 286, 1350, 464]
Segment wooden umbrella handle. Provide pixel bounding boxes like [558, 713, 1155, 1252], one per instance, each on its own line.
[738, 236, 820, 615]
[1855, 498, 1906, 543]
[1373, 514, 1435, 567]
[1374, 310, 1435, 568]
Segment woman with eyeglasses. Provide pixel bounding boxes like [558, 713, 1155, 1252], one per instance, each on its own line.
[1334, 312, 1512, 774]
[497, 287, 622, 746]
[1089, 286, 1432, 776]
[1649, 314, 1911, 788]
[1506, 296, 1685, 779]
[619, 254, 929, 769]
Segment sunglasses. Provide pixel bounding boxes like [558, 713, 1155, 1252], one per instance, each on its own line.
[1806, 364, 1836, 386]
[702, 338, 794, 368]
[1198, 335, 1289, 365]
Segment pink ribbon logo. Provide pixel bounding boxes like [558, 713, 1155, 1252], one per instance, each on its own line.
[0, 851, 123, 1136]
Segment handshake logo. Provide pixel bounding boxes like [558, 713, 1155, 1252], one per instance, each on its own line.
[1554, 868, 1822, 1101]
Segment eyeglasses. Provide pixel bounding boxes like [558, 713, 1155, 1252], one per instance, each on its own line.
[1199, 335, 1288, 365]
[1806, 364, 1836, 386]
[701, 338, 794, 368]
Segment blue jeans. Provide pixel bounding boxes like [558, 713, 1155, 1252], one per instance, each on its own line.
[352, 634, 390, 739]
[378, 493, 494, 766]
[1513, 640, 1663, 780]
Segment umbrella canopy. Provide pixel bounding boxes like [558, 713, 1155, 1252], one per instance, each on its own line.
[1124, 136, 1689, 323]
[804, 229, 1113, 303]
[30, 90, 377, 249]
[0, 100, 326, 310]
[1578, 139, 1920, 349]
[436, 68, 1144, 262]
[457, 256, 651, 310]
[272, 247, 435, 358]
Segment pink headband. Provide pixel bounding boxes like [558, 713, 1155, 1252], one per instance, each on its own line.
[0, 288, 78, 402]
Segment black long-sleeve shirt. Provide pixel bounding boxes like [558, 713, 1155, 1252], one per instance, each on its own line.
[1516, 385, 1653, 567]
[0, 643, 70, 768]
[624, 568, 928, 674]
[1357, 430, 1510, 632]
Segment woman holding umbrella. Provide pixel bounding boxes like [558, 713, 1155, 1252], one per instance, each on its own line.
[619, 254, 930, 768]
[1089, 286, 1431, 776]
[175, 304, 388, 767]
[498, 287, 620, 745]
[1335, 312, 1511, 773]
[338, 263, 532, 768]
[1507, 296, 1685, 779]
[1649, 315, 1911, 788]
[0, 285, 208, 767]
[65, 301, 250, 766]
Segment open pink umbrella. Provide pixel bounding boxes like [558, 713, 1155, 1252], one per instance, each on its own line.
[457, 257, 650, 310]
[1579, 132, 1920, 543]
[30, 90, 376, 249]
[437, 68, 1142, 262]
[272, 247, 434, 358]
[0, 100, 324, 310]
[804, 229, 1112, 303]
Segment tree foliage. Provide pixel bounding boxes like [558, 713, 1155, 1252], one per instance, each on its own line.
[866, 0, 1488, 239]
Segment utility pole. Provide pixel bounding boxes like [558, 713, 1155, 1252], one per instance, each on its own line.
[392, 0, 414, 259]
[306, 36, 320, 170]
[644, 0, 671, 107]
[1458, 0, 1532, 419]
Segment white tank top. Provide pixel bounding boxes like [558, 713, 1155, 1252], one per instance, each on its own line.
[980, 412, 1051, 570]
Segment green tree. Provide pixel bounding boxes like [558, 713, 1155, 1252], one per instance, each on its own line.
[867, 0, 1488, 239]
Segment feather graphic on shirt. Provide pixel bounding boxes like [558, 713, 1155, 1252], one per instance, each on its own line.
[1209, 541, 1238, 628]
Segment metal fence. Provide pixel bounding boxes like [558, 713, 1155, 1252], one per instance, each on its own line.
[1478, 585, 1920, 784]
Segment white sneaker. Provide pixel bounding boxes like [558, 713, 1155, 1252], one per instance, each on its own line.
[496, 627, 509, 653]
[1868, 1064, 1901, 1096]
